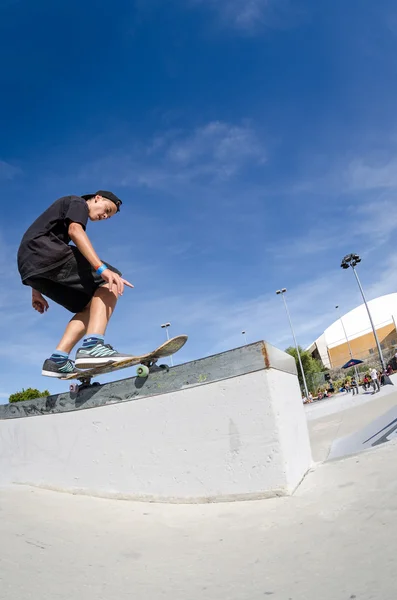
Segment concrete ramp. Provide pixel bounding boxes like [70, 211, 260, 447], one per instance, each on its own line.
[329, 404, 397, 460]
[0, 341, 312, 503]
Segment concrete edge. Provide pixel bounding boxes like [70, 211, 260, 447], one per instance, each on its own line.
[8, 463, 314, 505]
[9, 482, 290, 504]
[0, 341, 297, 421]
[289, 463, 315, 495]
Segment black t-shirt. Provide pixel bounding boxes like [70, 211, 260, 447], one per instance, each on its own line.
[17, 195, 89, 281]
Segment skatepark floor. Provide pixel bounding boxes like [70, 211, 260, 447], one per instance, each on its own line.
[308, 379, 397, 462]
[2, 386, 397, 599]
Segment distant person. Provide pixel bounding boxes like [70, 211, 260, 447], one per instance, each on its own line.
[351, 377, 359, 395]
[370, 367, 380, 393]
[362, 375, 370, 391]
[17, 191, 134, 377]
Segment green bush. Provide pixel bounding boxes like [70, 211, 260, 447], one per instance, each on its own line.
[8, 388, 50, 403]
[285, 346, 326, 393]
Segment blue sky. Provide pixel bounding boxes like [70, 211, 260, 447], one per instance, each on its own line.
[1, 0, 397, 402]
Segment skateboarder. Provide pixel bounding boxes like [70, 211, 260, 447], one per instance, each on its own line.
[17, 191, 134, 377]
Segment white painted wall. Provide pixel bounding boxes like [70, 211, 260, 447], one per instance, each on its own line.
[0, 368, 312, 503]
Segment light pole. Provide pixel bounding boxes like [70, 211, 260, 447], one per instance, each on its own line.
[276, 288, 309, 400]
[335, 305, 359, 380]
[242, 331, 247, 345]
[161, 322, 173, 366]
[340, 253, 385, 371]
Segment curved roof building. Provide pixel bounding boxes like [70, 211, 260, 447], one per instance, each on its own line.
[307, 293, 397, 368]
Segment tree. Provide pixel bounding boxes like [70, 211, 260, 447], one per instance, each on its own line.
[285, 346, 326, 393]
[8, 388, 50, 403]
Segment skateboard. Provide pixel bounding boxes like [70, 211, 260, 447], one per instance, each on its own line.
[62, 335, 188, 393]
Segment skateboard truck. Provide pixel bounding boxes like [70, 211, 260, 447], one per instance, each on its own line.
[69, 378, 100, 394]
[136, 359, 169, 377]
[69, 360, 169, 393]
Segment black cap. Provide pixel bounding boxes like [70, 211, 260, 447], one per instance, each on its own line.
[81, 190, 122, 212]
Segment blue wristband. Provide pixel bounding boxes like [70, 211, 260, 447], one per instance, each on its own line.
[96, 264, 107, 275]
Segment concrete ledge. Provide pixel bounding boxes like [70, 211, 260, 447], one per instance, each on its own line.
[0, 341, 297, 420]
[0, 342, 311, 503]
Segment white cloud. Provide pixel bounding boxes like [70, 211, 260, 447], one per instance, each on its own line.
[188, 0, 303, 33]
[162, 121, 266, 180]
[0, 160, 21, 181]
[347, 156, 397, 191]
[166, 122, 264, 167]
[266, 194, 397, 262]
[353, 198, 397, 240]
[264, 145, 397, 261]
[357, 252, 397, 300]
[80, 120, 266, 193]
[195, 0, 269, 30]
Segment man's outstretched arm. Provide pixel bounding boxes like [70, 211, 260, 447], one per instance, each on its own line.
[68, 222, 134, 296]
[68, 222, 103, 269]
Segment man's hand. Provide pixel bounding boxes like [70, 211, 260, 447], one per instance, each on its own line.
[100, 269, 134, 296]
[32, 290, 49, 314]
[68, 224, 134, 295]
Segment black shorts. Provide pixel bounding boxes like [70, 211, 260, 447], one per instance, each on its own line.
[24, 247, 121, 313]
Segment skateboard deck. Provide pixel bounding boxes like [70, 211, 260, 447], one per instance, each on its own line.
[61, 334, 188, 391]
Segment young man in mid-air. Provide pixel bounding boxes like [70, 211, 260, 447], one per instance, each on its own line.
[17, 190, 134, 377]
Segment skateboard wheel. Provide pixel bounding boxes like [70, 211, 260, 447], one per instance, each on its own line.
[69, 383, 79, 393]
[137, 365, 150, 377]
[92, 382, 100, 387]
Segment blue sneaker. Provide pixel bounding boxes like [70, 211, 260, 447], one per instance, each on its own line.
[75, 342, 133, 369]
[42, 357, 76, 378]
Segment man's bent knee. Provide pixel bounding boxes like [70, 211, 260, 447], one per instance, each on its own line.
[94, 284, 119, 300]
[98, 283, 117, 292]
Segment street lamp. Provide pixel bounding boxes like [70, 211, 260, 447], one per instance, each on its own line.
[242, 331, 247, 345]
[340, 253, 385, 371]
[276, 288, 310, 400]
[161, 322, 173, 366]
